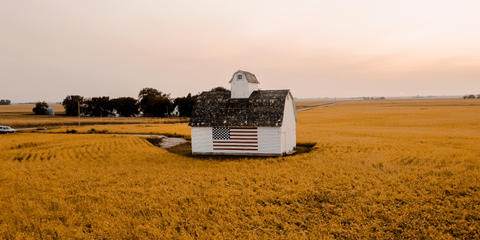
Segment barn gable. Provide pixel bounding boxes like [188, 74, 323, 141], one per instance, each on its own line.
[229, 70, 259, 83]
[189, 90, 294, 128]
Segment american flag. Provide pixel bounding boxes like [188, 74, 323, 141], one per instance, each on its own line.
[212, 127, 258, 151]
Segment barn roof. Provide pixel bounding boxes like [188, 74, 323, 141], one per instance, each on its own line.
[189, 90, 293, 127]
[229, 70, 260, 84]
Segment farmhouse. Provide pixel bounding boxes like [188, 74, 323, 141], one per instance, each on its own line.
[189, 70, 297, 156]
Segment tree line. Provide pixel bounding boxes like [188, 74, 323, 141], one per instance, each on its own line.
[31, 87, 229, 116]
[57, 88, 199, 117]
[463, 94, 480, 99]
[0, 99, 11, 105]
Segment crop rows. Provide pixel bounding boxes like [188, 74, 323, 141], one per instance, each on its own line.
[0, 99, 479, 239]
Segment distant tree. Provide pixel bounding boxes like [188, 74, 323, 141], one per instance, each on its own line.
[138, 88, 160, 116]
[0, 99, 11, 105]
[32, 101, 49, 115]
[138, 88, 173, 117]
[110, 97, 139, 117]
[464, 94, 476, 99]
[62, 95, 84, 116]
[152, 95, 174, 117]
[173, 93, 198, 117]
[84, 96, 112, 117]
[211, 86, 229, 92]
[477, 94, 480, 99]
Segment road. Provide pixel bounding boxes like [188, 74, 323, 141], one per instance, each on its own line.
[296, 102, 339, 112]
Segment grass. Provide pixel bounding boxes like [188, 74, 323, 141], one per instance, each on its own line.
[54, 124, 191, 139]
[0, 99, 479, 239]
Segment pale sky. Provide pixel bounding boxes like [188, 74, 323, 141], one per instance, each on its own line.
[1, 0, 479, 102]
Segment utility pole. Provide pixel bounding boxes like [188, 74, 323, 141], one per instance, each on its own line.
[78, 100, 80, 126]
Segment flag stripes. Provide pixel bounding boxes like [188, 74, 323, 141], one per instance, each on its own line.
[212, 127, 258, 151]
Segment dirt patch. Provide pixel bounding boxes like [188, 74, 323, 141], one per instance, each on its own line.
[145, 137, 187, 149]
[160, 137, 187, 149]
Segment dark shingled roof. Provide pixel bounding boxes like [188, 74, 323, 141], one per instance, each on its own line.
[229, 70, 260, 84]
[189, 90, 292, 127]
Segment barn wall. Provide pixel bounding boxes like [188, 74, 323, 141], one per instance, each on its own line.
[248, 82, 259, 95]
[280, 94, 297, 153]
[210, 127, 281, 155]
[191, 127, 213, 153]
[258, 127, 281, 154]
[191, 127, 282, 155]
[231, 72, 258, 98]
[231, 76, 249, 98]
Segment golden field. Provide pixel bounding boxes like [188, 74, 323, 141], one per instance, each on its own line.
[295, 100, 336, 110]
[48, 124, 190, 137]
[1, 99, 480, 239]
[0, 104, 187, 128]
[0, 104, 65, 113]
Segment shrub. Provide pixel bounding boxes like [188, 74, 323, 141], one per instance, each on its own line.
[32, 102, 49, 115]
[87, 128, 108, 134]
[0, 99, 11, 105]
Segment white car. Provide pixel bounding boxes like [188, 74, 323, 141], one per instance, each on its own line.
[0, 126, 15, 134]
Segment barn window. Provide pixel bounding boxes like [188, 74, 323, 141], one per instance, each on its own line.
[237, 75, 243, 79]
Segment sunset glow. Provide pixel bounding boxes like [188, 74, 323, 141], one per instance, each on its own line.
[1, 0, 479, 102]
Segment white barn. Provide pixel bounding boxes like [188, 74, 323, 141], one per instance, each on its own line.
[189, 70, 297, 156]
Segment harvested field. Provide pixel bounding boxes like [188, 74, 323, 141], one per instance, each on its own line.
[0, 99, 479, 239]
[0, 104, 187, 128]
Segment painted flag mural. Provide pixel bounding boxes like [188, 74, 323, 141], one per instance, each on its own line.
[212, 127, 258, 151]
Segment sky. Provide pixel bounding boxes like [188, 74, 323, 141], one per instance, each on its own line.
[1, 0, 479, 103]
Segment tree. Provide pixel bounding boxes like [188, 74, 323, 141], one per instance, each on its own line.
[110, 97, 139, 117]
[0, 99, 11, 105]
[464, 94, 476, 99]
[32, 102, 49, 115]
[173, 93, 198, 117]
[138, 88, 173, 117]
[62, 95, 84, 116]
[152, 95, 174, 117]
[84, 96, 112, 117]
[211, 86, 229, 92]
[477, 94, 480, 99]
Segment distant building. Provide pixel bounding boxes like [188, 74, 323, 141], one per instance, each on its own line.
[111, 109, 120, 117]
[171, 105, 180, 117]
[189, 70, 297, 156]
[46, 107, 55, 116]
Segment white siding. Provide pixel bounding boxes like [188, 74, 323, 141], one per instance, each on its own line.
[258, 127, 281, 154]
[191, 126, 283, 156]
[248, 82, 259, 95]
[231, 73, 258, 98]
[191, 127, 213, 153]
[280, 93, 297, 153]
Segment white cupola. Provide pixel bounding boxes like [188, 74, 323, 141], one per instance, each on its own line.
[229, 70, 259, 98]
